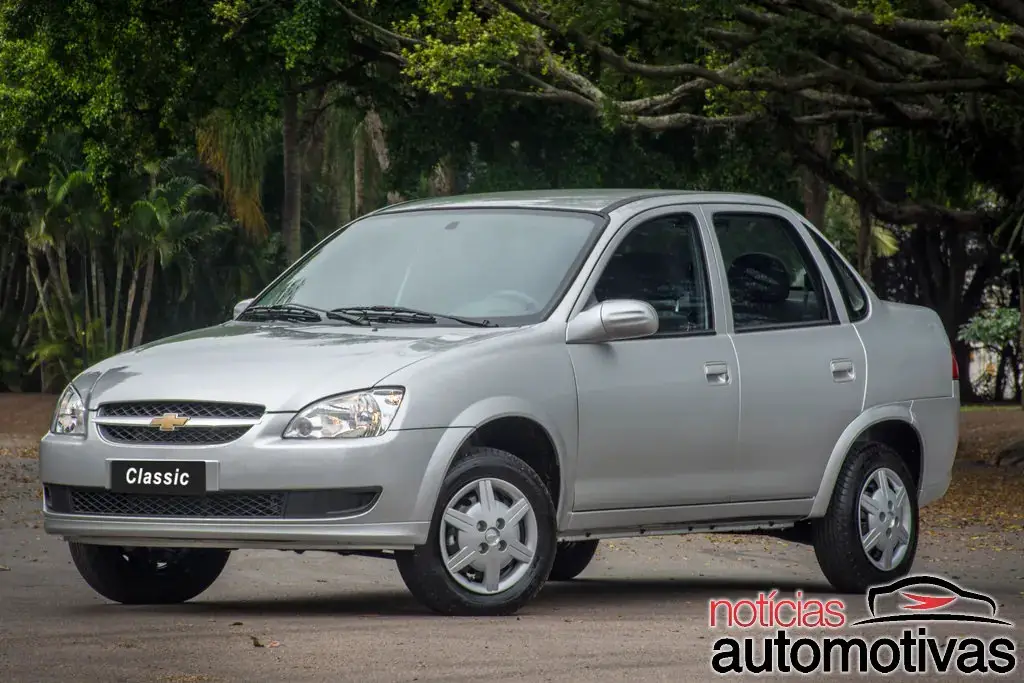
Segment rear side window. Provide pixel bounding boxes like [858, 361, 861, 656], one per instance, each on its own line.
[712, 212, 833, 331]
[807, 229, 869, 322]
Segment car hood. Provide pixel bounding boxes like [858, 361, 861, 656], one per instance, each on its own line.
[76, 321, 518, 412]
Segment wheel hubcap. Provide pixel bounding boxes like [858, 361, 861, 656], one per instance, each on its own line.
[858, 467, 913, 571]
[439, 477, 538, 595]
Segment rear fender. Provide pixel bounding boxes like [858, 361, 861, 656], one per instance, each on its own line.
[808, 402, 916, 518]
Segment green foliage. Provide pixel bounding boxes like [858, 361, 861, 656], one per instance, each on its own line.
[958, 308, 1021, 351]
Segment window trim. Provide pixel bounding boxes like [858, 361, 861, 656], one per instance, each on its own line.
[706, 208, 841, 335]
[570, 208, 717, 340]
[805, 226, 871, 323]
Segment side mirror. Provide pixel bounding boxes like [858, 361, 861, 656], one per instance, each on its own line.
[232, 298, 254, 320]
[566, 299, 659, 344]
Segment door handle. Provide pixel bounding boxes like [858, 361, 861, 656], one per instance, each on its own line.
[704, 361, 730, 385]
[830, 358, 855, 383]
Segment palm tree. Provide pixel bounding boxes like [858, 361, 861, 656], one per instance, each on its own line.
[126, 169, 228, 348]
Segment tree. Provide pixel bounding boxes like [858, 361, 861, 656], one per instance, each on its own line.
[346, 0, 1024, 235]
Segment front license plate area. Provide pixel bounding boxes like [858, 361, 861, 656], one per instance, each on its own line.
[110, 460, 206, 495]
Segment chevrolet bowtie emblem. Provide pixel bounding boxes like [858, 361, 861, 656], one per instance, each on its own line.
[150, 413, 190, 431]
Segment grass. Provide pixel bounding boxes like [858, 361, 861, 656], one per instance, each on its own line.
[960, 404, 1021, 412]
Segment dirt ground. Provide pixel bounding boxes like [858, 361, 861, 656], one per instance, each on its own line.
[1, 394, 1022, 682]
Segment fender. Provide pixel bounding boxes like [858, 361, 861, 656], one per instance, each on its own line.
[808, 402, 917, 518]
[409, 396, 574, 526]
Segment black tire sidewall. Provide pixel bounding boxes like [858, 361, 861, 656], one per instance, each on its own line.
[69, 542, 230, 604]
[549, 540, 599, 581]
[813, 442, 920, 593]
[396, 447, 557, 615]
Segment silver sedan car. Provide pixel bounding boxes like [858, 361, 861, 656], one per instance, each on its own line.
[40, 190, 959, 616]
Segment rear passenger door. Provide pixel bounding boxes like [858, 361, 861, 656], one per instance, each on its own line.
[701, 205, 866, 502]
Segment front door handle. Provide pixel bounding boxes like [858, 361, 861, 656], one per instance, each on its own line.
[831, 358, 855, 383]
[704, 361, 730, 385]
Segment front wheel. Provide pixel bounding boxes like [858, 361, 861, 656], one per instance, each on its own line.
[811, 441, 919, 593]
[395, 446, 557, 616]
[69, 543, 230, 604]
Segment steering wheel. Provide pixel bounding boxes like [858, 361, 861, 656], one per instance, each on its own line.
[488, 289, 542, 312]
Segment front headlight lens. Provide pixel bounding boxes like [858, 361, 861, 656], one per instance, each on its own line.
[283, 388, 405, 439]
[51, 383, 86, 436]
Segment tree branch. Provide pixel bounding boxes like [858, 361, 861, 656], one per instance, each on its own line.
[785, 128, 986, 228]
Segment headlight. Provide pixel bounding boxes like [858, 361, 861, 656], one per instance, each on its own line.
[51, 383, 86, 436]
[283, 388, 405, 439]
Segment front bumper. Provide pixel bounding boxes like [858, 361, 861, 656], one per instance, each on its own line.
[40, 414, 464, 550]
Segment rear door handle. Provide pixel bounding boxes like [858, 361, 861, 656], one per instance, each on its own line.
[704, 361, 730, 385]
[831, 358, 855, 383]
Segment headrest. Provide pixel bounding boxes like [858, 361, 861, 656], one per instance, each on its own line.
[727, 252, 791, 304]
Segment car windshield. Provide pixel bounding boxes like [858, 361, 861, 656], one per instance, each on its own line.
[251, 208, 606, 326]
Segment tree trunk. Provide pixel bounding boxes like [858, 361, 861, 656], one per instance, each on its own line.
[132, 250, 157, 348]
[1019, 265, 1024, 409]
[110, 247, 124, 357]
[26, 250, 68, 378]
[12, 269, 33, 351]
[800, 127, 833, 228]
[353, 121, 365, 217]
[429, 156, 457, 197]
[44, 245, 75, 335]
[121, 251, 140, 352]
[364, 109, 404, 205]
[851, 123, 872, 280]
[82, 249, 91, 360]
[93, 245, 108, 350]
[996, 343, 1010, 400]
[281, 82, 303, 264]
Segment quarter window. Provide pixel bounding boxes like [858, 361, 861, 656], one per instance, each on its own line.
[807, 228, 869, 322]
[712, 212, 832, 331]
[592, 213, 712, 334]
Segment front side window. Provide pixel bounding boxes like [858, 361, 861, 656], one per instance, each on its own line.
[591, 213, 711, 334]
[712, 212, 833, 331]
[253, 208, 604, 326]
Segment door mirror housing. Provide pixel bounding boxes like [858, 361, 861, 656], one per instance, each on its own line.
[566, 299, 659, 343]
[232, 298, 254, 320]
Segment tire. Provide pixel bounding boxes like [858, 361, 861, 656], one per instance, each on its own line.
[395, 446, 557, 616]
[811, 441, 919, 593]
[69, 542, 230, 604]
[548, 540, 599, 581]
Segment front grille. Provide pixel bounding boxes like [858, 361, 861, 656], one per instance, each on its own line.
[95, 400, 265, 446]
[69, 489, 285, 518]
[47, 486, 382, 520]
[99, 425, 252, 445]
[98, 401, 264, 420]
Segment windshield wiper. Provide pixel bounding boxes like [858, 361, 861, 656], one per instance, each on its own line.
[330, 305, 497, 328]
[239, 303, 369, 326]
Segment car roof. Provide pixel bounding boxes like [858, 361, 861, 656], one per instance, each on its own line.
[372, 189, 790, 216]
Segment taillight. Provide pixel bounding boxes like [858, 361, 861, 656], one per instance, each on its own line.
[952, 352, 959, 380]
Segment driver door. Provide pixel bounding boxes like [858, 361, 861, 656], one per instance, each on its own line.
[568, 207, 741, 512]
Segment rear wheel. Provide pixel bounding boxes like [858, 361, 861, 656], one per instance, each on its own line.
[548, 540, 599, 581]
[395, 447, 557, 616]
[811, 441, 918, 593]
[69, 543, 230, 604]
